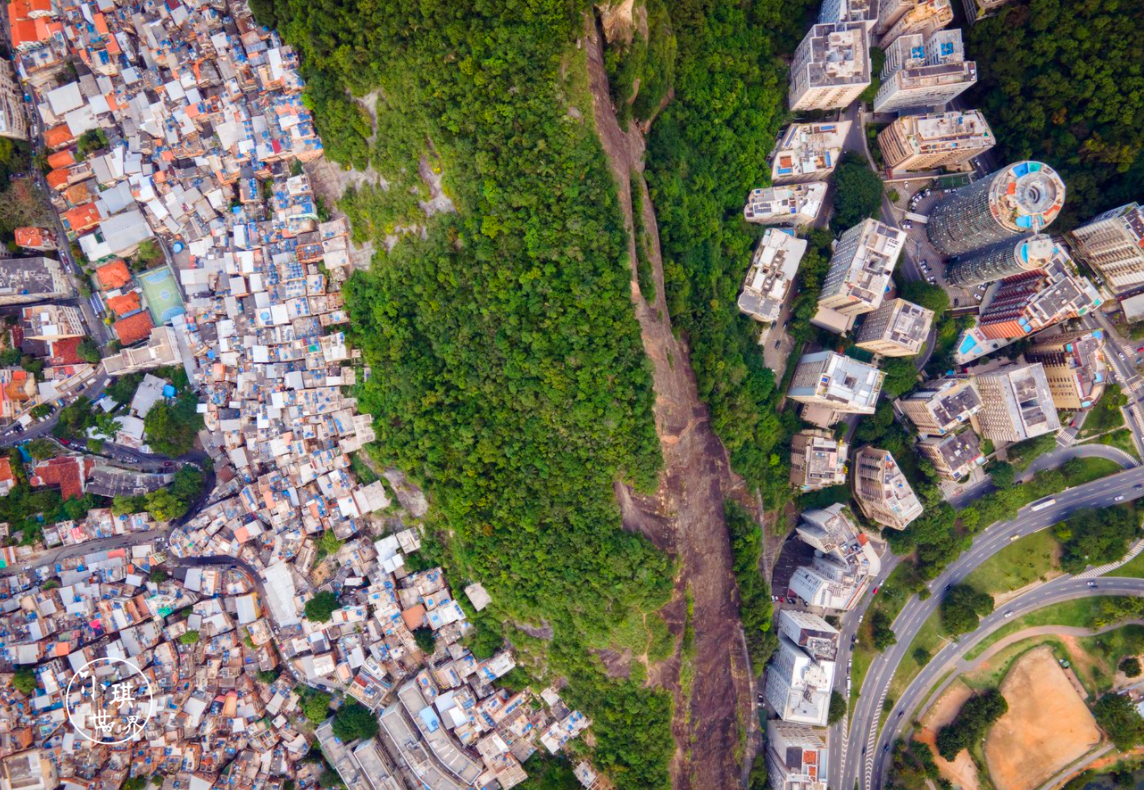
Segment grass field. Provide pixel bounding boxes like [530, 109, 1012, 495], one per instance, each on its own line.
[1069, 457, 1128, 484]
[962, 530, 1062, 597]
[1094, 428, 1141, 462]
[1079, 385, 1127, 438]
[1107, 550, 1144, 578]
[964, 597, 1122, 660]
[1075, 624, 1144, 694]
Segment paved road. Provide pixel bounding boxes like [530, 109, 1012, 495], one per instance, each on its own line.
[868, 576, 1144, 790]
[840, 464, 1144, 790]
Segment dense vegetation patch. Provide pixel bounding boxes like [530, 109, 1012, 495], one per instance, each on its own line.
[935, 688, 1008, 760]
[965, 0, 1144, 228]
[644, 0, 815, 509]
[258, 0, 678, 783]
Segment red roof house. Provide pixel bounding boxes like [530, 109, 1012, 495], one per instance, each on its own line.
[114, 310, 154, 346]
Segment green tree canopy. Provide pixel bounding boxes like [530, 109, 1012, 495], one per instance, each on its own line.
[832, 153, 884, 232]
[1094, 692, 1144, 751]
[301, 691, 332, 723]
[828, 690, 847, 725]
[13, 666, 36, 695]
[331, 701, 379, 742]
[940, 584, 993, 635]
[305, 591, 339, 622]
[179, 630, 200, 645]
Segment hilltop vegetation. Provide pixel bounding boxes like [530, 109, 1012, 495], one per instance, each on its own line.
[256, 0, 687, 784]
[644, 0, 815, 507]
[966, 0, 1144, 228]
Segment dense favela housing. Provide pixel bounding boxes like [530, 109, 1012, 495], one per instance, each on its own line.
[0, 0, 597, 787]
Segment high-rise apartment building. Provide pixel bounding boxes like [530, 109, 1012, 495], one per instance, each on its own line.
[946, 234, 1054, 288]
[873, 29, 976, 114]
[853, 447, 924, 530]
[738, 229, 808, 324]
[918, 430, 983, 480]
[744, 183, 828, 226]
[876, 0, 953, 48]
[819, 0, 876, 29]
[789, 23, 871, 112]
[20, 304, 84, 340]
[770, 122, 852, 184]
[1067, 203, 1144, 295]
[763, 609, 839, 726]
[855, 298, 933, 356]
[1026, 330, 1107, 410]
[897, 378, 982, 436]
[0, 59, 28, 141]
[790, 430, 849, 491]
[927, 161, 1065, 257]
[877, 110, 994, 174]
[788, 351, 885, 416]
[975, 251, 1101, 341]
[788, 504, 882, 611]
[766, 722, 828, 790]
[971, 363, 1061, 442]
[818, 219, 905, 317]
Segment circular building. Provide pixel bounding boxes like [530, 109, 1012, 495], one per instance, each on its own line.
[946, 234, 1056, 287]
[926, 161, 1065, 257]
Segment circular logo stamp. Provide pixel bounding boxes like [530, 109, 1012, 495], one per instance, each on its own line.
[65, 657, 154, 744]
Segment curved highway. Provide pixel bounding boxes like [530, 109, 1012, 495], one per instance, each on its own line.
[869, 576, 1144, 790]
[835, 462, 1144, 790]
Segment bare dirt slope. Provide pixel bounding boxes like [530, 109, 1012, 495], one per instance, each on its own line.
[584, 16, 755, 790]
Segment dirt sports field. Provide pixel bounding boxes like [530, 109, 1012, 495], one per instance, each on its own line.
[985, 646, 1102, 790]
[916, 680, 981, 790]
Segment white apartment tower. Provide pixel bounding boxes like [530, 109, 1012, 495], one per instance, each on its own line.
[1068, 203, 1144, 295]
[770, 122, 852, 184]
[764, 609, 839, 726]
[877, 110, 994, 173]
[787, 351, 885, 415]
[738, 230, 808, 324]
[767, 722, 829, 790]
[853, 447, 924, 530]
[790, 429, 849, 491]
[0, 59, 28, 141]
[971, 363, 1061, 442]
[873, 29, 976, 114]
[744, 183, 828, 226]
[818, 219, 906, 317]
[789, 23, 872, 112]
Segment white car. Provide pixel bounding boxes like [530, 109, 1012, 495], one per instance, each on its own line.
[1115, 495, 1125, 502]
[1004, 611, 1014, 618]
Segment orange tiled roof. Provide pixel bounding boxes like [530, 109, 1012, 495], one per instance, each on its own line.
[113, 310, 154, 346]
[45, 168, 69, 190]
[95, 259, 131, 290]
[50, 336, 82, 365]
[47, 149, 76, 169]
[44, 125, 74, 149]
[106, 291, 141, 317]
[14, 227, 47, 248]
[61, 202, 100, 232]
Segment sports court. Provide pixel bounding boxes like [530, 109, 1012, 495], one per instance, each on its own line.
[138, 265, 186, 324]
